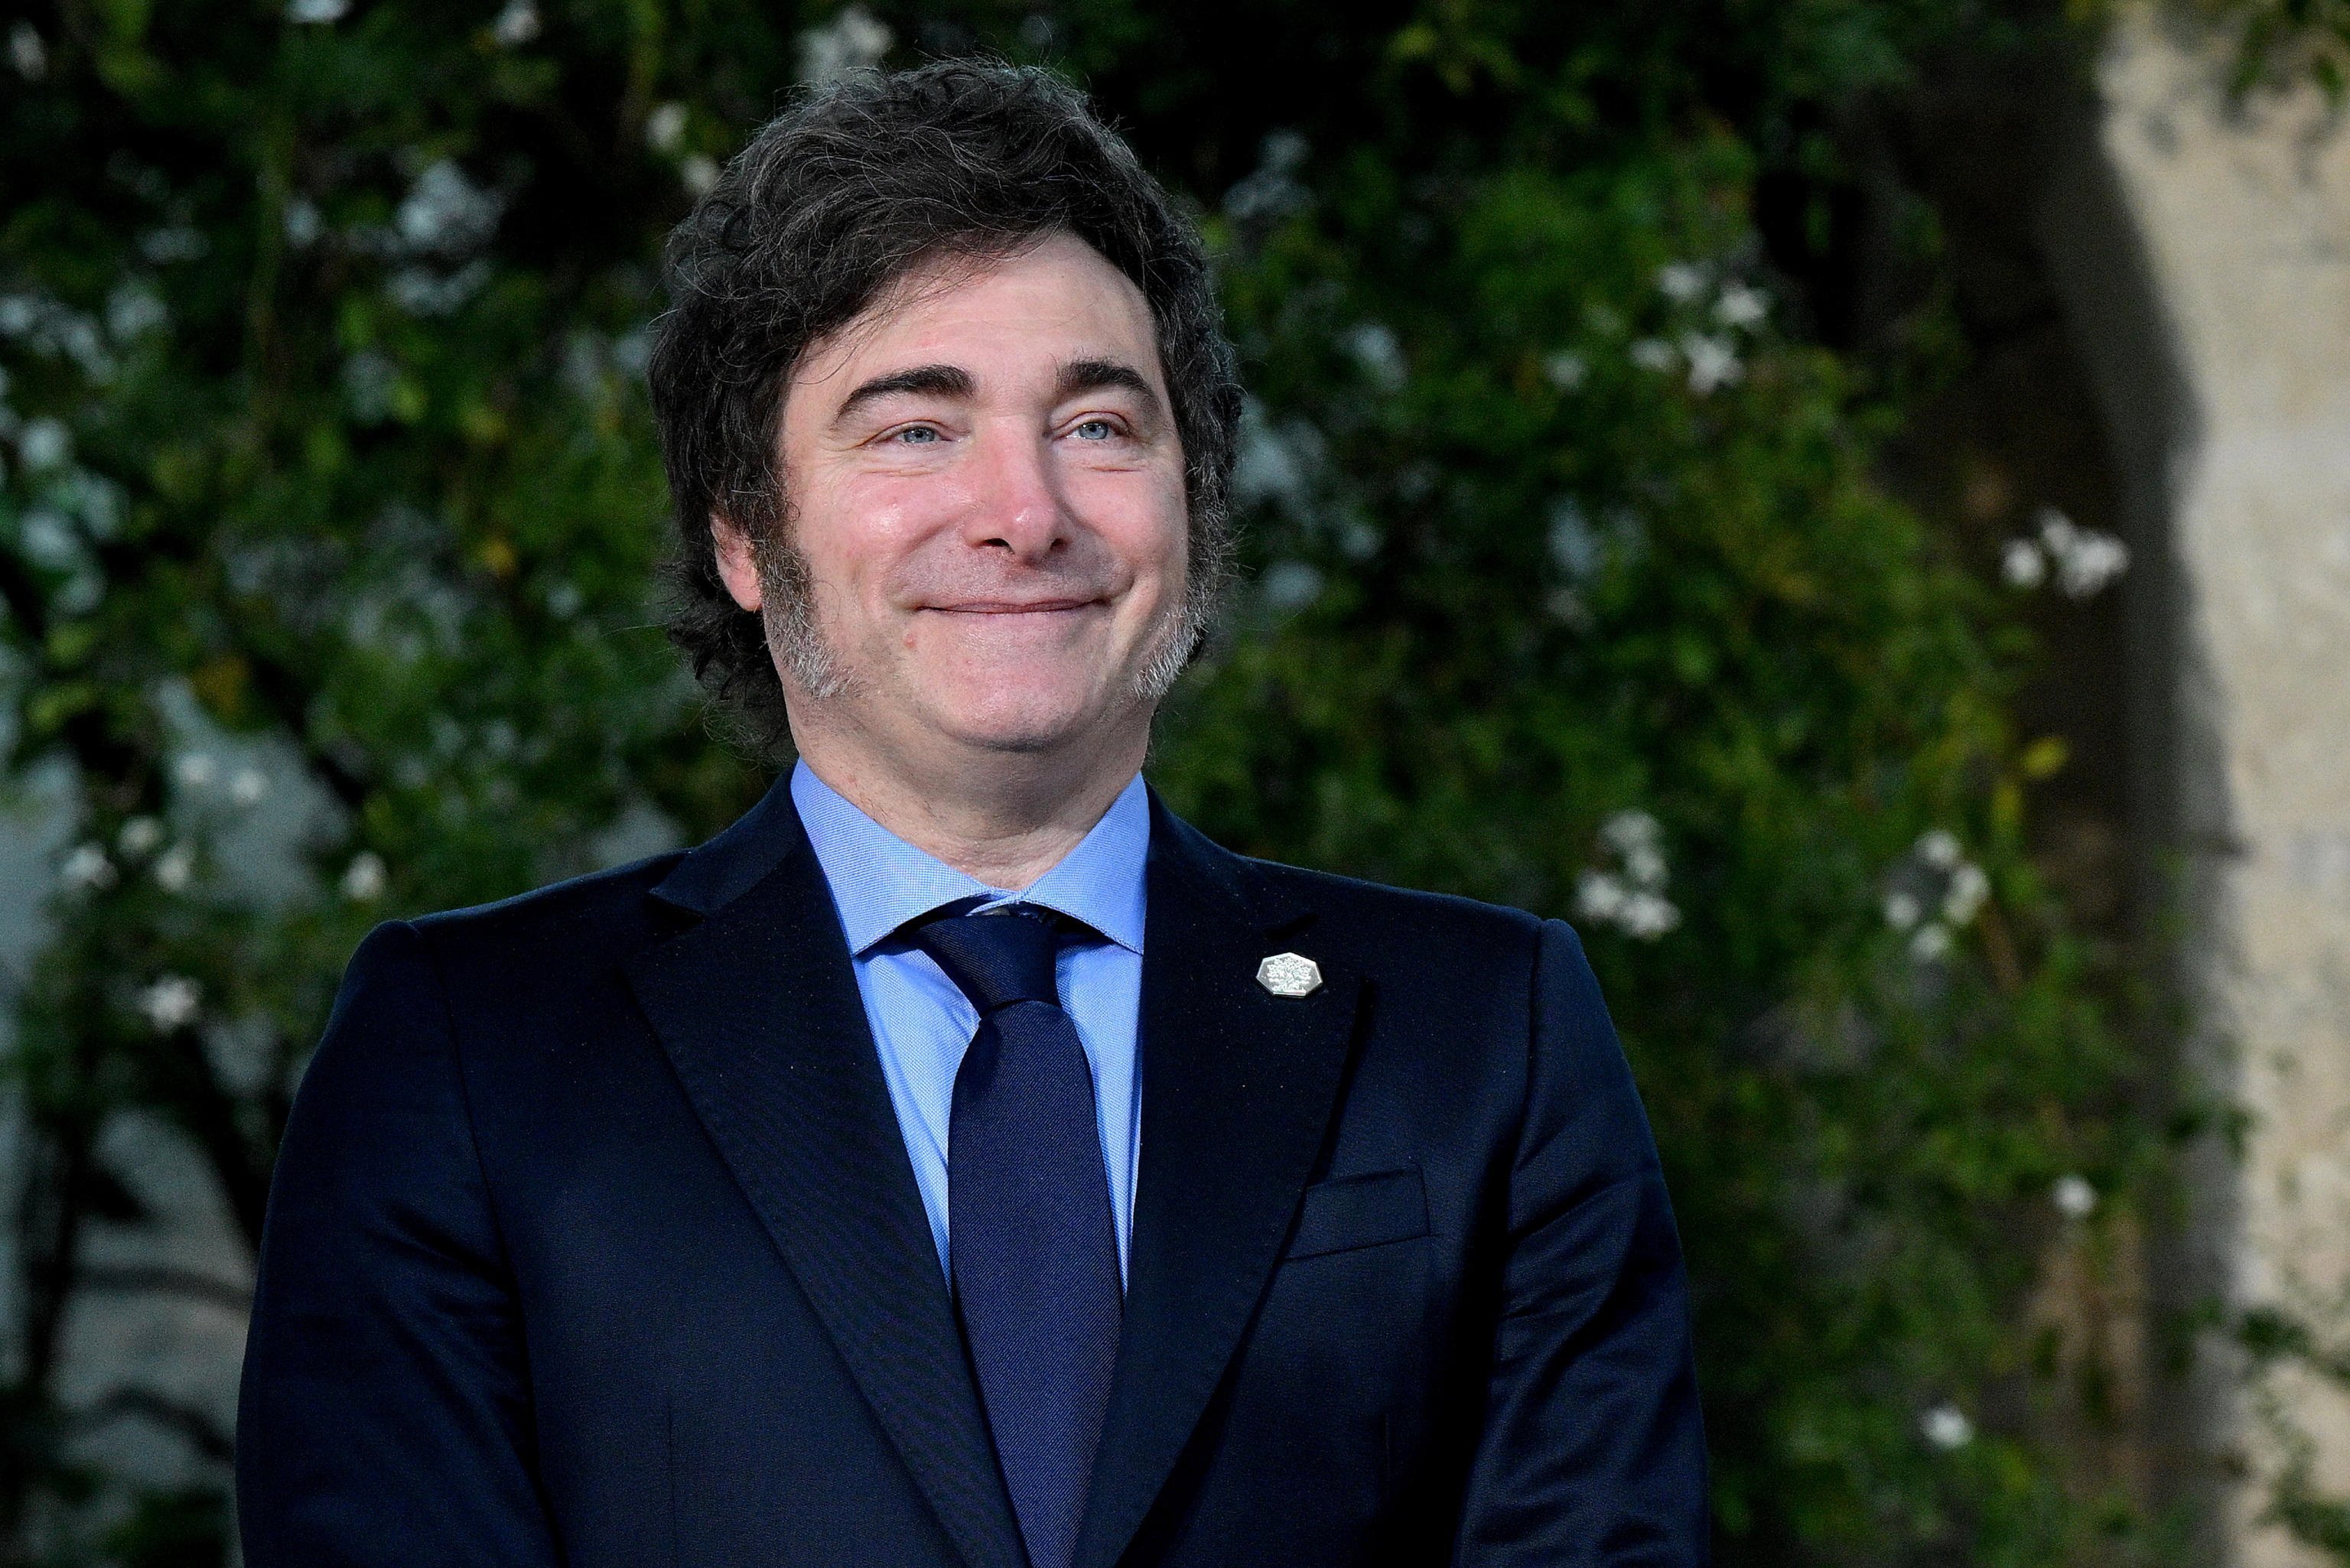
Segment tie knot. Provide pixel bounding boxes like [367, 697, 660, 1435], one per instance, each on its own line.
[906, 906, 1068, 1016]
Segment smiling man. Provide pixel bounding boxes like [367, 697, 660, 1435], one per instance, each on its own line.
[236, 63, 1708, 1568]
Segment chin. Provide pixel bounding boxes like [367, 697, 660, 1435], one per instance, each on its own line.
[925, 675, 1124, 756]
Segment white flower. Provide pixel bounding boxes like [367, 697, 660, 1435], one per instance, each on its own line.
[61, 842, 116, 892]
[139, 975, 201, 1032]
[152, 842, 195, 893]
[1714, 283, 1767, 328]
[10, 21, 47, 79]
[389, 259, 491, 317]
[117, 817, 164, 857]
[2057, 532, 2128, 599]
[1921, 1404, 1974, 1450]
[1541, 351, 1587, 391]
[340, 851, 388, 902]
[1580, 814, 1680, 940]
[1882, 890, 1922, 931]
[1548, 498, 1599, 580]
[1576, 870, 1627, 922]
[287, 0, 349, 22]
[1222, 130, 1311, 226]
[799, 4, 890, 83]
[1656, 262, 1708, 303]
[1629, 338, 1676, 374]
[2052, 1173, 2098, 1220]
[1915, 828, 1962, 870]
[18, 416, 70, 471]
[229, 766, 270, 806]
[174, 752, 217, 789]
[284, 199, 324, 247]
[2010, 509, 2129, 598]
[2000, 538, 2046, 589]
[138, 226, 208, 265]
[1343, 322, 1406, 392]
[610, 327, 651, 376]
[1599, 809, 1663, 858]
[2039, 508, 2129, 598]
[1681, 333, 1742, 394]
[680, 155, 719, 197]
[1602, 815, 1668, 880]
[396, 161, 501, 255]
[1909, 922, 1953, 962]
[1942, 862, 1990, 926]
[106, 284, 168, 341]
[1618, 891, 1682, 939]
[646, 102, 689, 155]
[492, 0, 539, 45]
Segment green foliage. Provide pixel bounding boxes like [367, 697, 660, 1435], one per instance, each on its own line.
[0, 0, 2179, 1562]
[2235, 1304, 2350, 1563]
[2200, 0, 2350, 99]
[1152, 28, 2160, 1563]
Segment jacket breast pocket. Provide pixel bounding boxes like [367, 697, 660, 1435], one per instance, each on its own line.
[1285, 1168, 1428, 1261]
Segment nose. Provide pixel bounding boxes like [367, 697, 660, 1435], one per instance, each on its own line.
[962, 422, 1066, 563]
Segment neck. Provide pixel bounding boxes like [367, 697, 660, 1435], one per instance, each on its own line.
[787, 713, 1149, 890]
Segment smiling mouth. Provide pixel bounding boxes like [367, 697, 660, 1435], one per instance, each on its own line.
[925, 599, 1102, 614]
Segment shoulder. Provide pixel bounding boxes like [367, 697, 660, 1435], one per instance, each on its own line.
[402, 850, 687, 971]
[1231, 851, 1556, 991]
[1235, 855, 1641, 1143]
[1245, 854, 1541, 935]
[1192, 825, 1617, 1035]
[323, 851, 692, 1034]
[301, 853, 698, 1127]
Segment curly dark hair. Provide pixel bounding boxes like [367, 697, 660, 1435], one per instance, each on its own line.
[646, 60, 1242, 752]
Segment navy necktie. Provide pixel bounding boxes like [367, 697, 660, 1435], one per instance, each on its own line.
[908, 906, 1121, 1568]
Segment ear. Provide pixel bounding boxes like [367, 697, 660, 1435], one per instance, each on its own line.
[710, 512, 763, 613]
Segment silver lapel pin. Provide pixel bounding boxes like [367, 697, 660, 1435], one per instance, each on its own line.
[1256, 952, 1323, 998]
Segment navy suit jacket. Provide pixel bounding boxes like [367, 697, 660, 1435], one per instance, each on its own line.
[236, 782, 1707, 1566]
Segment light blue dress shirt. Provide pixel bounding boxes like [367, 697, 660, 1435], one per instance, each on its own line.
[791, 761, 1148, 1283]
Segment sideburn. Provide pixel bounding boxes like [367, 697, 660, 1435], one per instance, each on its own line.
[751, 521, 856, 701]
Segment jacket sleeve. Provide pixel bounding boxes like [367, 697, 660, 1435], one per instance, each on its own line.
[237, 920, 560, 1567]
[1452, 919, 1710, 1566]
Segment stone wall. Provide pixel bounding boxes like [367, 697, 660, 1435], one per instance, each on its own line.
[2044, 10, 2350, 1563]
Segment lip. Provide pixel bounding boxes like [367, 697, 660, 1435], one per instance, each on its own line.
[920, 598, 1102, 614]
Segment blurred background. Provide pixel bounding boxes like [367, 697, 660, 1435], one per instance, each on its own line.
[4, 0, 2350, 1563]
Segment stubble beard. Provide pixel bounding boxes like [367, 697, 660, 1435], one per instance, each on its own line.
[1130, 577, 1209, 705]
[753, 528, 857, 703]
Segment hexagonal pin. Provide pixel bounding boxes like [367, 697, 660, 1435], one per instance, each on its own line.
[1255, 952, 1323, 998]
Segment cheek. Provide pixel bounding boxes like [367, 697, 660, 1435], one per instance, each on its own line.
[1068, 465, 1189, 585]
[793, 473, 959, 591]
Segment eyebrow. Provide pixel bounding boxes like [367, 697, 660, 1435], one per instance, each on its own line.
[827, 357, 1161, 427]
[1056, 357, 1158, 408]
[832, 363, 975, 425]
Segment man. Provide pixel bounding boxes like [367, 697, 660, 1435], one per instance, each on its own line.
[237, 61, 1707, 1568]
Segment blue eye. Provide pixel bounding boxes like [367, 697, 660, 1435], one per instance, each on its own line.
[1073, 419, 1115, 440]
[893, 426, 940, 444]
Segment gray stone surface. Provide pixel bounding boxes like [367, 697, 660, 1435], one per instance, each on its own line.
[2046, 9, 2350, 1563]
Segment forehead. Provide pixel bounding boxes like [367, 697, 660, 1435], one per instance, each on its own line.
[793, 233, 1162, 396]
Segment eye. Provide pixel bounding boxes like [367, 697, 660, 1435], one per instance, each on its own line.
[1072, 418, 1118, 441]
[887, 425, 942, 445]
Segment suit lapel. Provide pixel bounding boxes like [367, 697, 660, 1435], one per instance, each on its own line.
[624, 786, 1026, 1568]
[1074, 802, 1364, 1568]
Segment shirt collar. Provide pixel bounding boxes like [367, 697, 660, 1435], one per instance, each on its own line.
[790, 760, 1150, 957]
